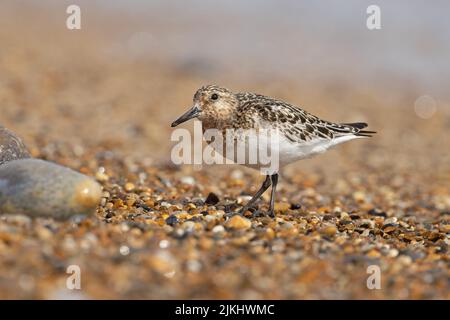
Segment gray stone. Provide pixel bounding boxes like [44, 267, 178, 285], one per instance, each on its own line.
[0, 159, 101, 219]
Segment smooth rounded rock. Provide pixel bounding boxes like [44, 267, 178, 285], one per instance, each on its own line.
[0, 159, 102, 219]
[0, 126, 31, 166]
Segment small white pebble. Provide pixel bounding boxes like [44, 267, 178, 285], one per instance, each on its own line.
[384, 217, 398, 225]
[119, 245, 130, 256]
[204, 215, 216, 222]
[160, 202, 171, 208]
[180, 176, 195, 185]
[212, 225, 225, 233]
[388, 249, 399, 258]
[159, 239, 170, 249]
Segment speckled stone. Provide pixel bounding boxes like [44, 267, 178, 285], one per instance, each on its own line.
[0, 159, 101, 219]
[0, 126, 31, 166]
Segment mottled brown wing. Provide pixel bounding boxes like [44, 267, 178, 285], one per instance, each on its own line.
[237, 93, 375, 143]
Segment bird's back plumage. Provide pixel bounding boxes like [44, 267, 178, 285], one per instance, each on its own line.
[234, 92, 375, 142]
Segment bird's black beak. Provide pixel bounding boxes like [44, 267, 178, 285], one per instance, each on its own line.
[171, 104, 201, 127]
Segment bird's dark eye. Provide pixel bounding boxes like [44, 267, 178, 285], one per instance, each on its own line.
[211, 93, 219, 101]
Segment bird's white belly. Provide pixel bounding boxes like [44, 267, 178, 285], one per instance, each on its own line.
[207, 130, 361, 173]
[277, 134, 362, 167]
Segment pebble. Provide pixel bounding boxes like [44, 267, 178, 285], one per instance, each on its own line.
[368, 208, 387, 217]
[0, 126, 31, 166]
[333, 206, 342, 213]
[340, 212, 351, 221]
[212, 225, 225, 233]
[352, 191, 366, 202]
[0, 159, 102, 219]
[383, 217, 398, 225]
[159, 239, 170, 249]
[366, 249, 381, 258]
[35, 225, 53, 240]
[387, 249, 399, 258]
[180, 176, 195, 185]
[274, 202, 291, 212]
[265, 227, 275, 240]
[119, 245, 130, 256]
[358, 219, 375, 229]
[319, 225, 338, 237]
[204, 192, 220, 205]
[124, 182, 135, 192]
[182, 221, 196, 232]
[382, 224, 399, 233]
[160, 201, 172, 208]
[350, 214, 360, 220]
[95, 168, 109, 182]
[173, 228, 185, 238]
[225, 215, 252, 230]
[165, 215, 179, 226]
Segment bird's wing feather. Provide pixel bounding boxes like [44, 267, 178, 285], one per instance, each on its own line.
[237, 93, 375, 143]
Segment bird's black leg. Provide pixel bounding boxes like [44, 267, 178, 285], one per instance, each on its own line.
[238, 175, 271, 215]
[268, 173, 279, 217]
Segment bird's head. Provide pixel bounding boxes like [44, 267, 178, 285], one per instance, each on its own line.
[171, 85, 239, 127]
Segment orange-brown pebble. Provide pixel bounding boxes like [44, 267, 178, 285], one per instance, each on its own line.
[274, 202, 291, 212]
[225, 215, 252, 230]
[319, 225, 338, 237]
[124, 182, 135, 192]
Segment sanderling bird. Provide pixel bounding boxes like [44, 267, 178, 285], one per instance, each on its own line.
[171, 85, 375, 217]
